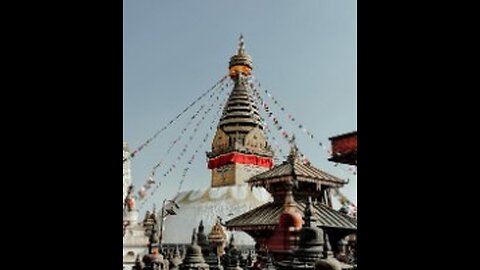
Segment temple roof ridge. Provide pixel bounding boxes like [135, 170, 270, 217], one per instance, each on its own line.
[248, 146, 346, 187]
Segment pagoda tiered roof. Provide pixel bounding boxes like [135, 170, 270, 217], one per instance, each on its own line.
[226, 200, 356, 231]
[248, 153, 346, 188]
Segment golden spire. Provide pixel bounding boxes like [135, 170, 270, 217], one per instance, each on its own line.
[229, 34, 253, 78]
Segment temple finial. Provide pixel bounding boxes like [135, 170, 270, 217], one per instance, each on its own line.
[237, 34, 245, 55]
[229, 34, 253, 78]
[303, 196, 313, 227]
[323, 230, 333, 258]
[289, 134, 296, 145]
[192, 228, 198, 245]
[288, 134, 299, 161]
[283, 181, 297, 209]
[199, 220, 204, 232]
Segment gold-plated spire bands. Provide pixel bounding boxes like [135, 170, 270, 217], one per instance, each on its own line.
[229, 34, 253, 77]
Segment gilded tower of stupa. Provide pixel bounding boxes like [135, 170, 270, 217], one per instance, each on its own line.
[162, 36, 274, 245]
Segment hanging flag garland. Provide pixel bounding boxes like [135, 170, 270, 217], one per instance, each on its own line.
[248, 77, 357, 176]
[138, 84, 231, 210]
[250, 76, 329, 148]
[176, 91, 230, 195]
[248, 78, 311, 165]
[132, 79, 230, 204]
[262, 123, 284, 164]
[124, 75, 229, 163]
[138, 186, 147, 199]
[130, 73, 356, 215]
[244, 82, 284, 163]
[148, 81, 228, 179]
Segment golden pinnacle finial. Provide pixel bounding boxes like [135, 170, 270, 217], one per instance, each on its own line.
[229, 34, 253, 78]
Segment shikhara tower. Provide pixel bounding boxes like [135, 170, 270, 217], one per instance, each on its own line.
[207, 35, 274, 187]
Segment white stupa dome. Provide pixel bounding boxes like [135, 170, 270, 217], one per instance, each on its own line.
[162, 184, 272, 245]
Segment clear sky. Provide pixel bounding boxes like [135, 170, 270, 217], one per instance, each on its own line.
[124, 0, 357, 213]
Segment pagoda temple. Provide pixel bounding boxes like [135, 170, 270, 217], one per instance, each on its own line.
[225, 139, 357, 260]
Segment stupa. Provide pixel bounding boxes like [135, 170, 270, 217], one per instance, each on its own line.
[162, 35, 274, 245]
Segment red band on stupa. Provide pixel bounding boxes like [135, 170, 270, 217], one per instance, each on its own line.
[208, 153, 273, 169]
